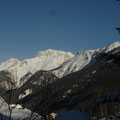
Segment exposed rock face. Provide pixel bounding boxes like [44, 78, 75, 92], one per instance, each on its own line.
[3, 70, 58, 104]
[18, 70, 58, 99]
[19, 72, 33, 86]
[0, 71, 16, 95]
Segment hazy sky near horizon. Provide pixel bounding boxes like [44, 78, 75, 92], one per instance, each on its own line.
[0, 0, 120, 62]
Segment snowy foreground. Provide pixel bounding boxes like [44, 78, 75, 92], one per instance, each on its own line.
[0, 97, 42, 120]
[54, 111, 120, 120]
[1, 98, 120, 120]
[55, 111, 91, 120]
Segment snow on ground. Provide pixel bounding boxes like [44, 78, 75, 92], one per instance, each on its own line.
[19, 89, 32, 99]
[54, 111, 91, 120]
[0, 97, 43, 120]
[9, 104, 22, 109]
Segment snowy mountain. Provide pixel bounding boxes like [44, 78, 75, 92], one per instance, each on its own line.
[19, 72, 33, 86]
[2, 42, 120, 118]
[102, 41, 120, 53]
[52, 50, 97, 77]
[0, 42, 120, 87]
[17, 46, 120, 117]
[0, 49, 74, 86]
[52, 41, 120, 77]
[18, 70, 58, 100]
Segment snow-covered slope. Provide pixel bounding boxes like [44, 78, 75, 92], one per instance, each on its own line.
[102, 41, 120, 53]
[18, 70, 58, 100]
[0, 49, 74, 86]
[19, 72, 33, 86]
[0, 42, 120, 87]
[52, 42, 120, 77]
[52, 50, 97, 77]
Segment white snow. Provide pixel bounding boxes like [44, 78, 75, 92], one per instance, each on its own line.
[52, 50, 97, 77]
[92, 70, 96, 74]
[0, 42, 120, 87]
[63, 89, 72, 98]
[0, 97, 42, 120]
[0, 49, 74, 86]
[97, 92, 120, 104]
[50, 113, 57, 119]
[52, 42, 120, 78]
[101, 41, 120, 53]
[19, 72, 33, 86]
[53, 50, 94, 76]
[19, 89, 32, 99]
[54, 111, 91, 120]
[10, 104, 22, 109]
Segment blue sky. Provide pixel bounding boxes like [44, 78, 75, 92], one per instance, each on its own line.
[0, 0, 120, 62]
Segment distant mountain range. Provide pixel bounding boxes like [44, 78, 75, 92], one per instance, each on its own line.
[0, 49, 74, 87]
[1, 41, 120, 118]
[0, 41, 120, 88]
[16, 43, 120, 117]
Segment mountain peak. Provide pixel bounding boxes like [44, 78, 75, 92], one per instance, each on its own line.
[108, 41, 120, 48]
[0, 49, 74, 86]
[102, 41, 120, 53]
[76, 50, 96, 55]
[35, 49, 74, 57]
[7, 58, 19, 63]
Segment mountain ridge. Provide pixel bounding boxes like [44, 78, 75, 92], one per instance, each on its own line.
[0, 42, 120, 87]
[52, 41, 120, 77]
[0, 49, 74, 86]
